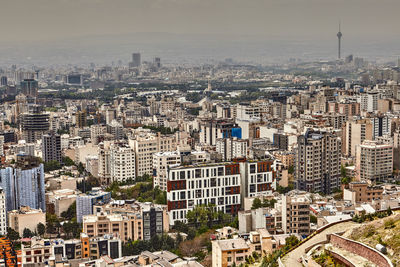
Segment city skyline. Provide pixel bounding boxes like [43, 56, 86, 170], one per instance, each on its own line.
[1, 0, 400, 65]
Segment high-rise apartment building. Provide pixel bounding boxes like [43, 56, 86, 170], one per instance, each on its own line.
[166, 160, 276, 225]
[358, 92, 379, 112]
[98, 142, 111, 185]
[216, 138, 248, 161]
[199, 119, 239, 146]
[356, 141, 393, 182]
[20, 79, 39, 98]
[239, 192, 311, 236]
[0, 155, 45, 212]
[131, 134, 159, 177]
[167, 162, 242, 225]
[75, 110, 87, 128]
[342, 119, 373, 157]
[128, 53, 141, 68]
[20, 105, 50, 143]
[0, 76, 7, 86]
[153, 151, 181, 191]
[0, 136, 4, 157]
[106, 120, 124, 140]
[42, 132, 62, 164]
[295, 130, 341, 194]
[76, 189, 111, 223]
[110, 142, 135, 183]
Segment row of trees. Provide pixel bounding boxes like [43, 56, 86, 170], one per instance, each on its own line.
[106, 181, 166, 204]
[251, 198, 277, 210]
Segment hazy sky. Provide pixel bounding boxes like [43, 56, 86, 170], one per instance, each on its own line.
[2, 0, 400, 43]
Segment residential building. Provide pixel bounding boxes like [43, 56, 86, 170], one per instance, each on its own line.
[239, 160, 276, 201]
[46, 189, 77, 217]
[110, 142, 135, 183]
[356, 141, 393, 182]
[8, 206, 46, 236]
[216, 138, 248, 161]
[84, 200, 168, 242]
[212, 238, 250, 267]
[106, 120, 124, 140]
[0, 155, 46, 212]
[153, 151, 181, 191]
[199, 119, 239, 146]
[42, 132, 62, 164]
[19, 234, 122, 264]
[343, 119, 373, 157]
[76, 189, 111, 223]
[167, 162, 241, 225]
[212, 229, 280, 267]
[75, 110, 87, 128]
[343, 182, 384, 204]
[295, 130, 341, 194]
[20, 105, 50, 143]
[98, 142, 111, 185]
[358, 91, 379, 112]
[239, 192, 311, 236]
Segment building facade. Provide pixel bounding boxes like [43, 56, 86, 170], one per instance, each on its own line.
[295, 130, 341, 194]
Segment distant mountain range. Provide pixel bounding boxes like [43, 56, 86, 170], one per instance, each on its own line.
[1, 32, 399, 67]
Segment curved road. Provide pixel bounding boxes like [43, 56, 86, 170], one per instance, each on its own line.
[281, 221, 359, 266]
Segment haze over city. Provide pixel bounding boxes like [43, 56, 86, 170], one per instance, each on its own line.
[1, 0, 400, 65]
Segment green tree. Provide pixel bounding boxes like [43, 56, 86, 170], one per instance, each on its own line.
[37, 223, 45, 237]
[7, 228, 20, 241]
[288, 165, 294, 174]
[310, 215, 317, 224]
[44, 160, 61, 172]
[62, 157, 75, 166]
[23, 228, 33, 238]
[341, 165, 347, 178]
[251, 198, 262, 209]
[61, 202, 76, 221]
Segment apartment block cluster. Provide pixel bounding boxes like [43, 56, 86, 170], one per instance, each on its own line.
[2, 58, 400, 266]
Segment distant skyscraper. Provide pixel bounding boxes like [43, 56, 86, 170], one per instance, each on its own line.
[0, 76, 7, 86]
[42, 132, 62, 164]
[130, 53, 141, 68]
[20, 79, 38, 97]
[337, 22, 342, 59]
[154, 57, 161, 68]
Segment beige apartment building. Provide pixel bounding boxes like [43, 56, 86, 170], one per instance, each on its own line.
[342, 119, 373, 157]
[83, 213, 143, 242]
[356, 141, 393, 182]
[83, 200, 169, 242]
[239, 193, 311, 236]
[153, 151, 181, 191]
[212, 229, 287, 267]
[130, 131, 177, 177]
[8, 206, 46, 236]
[343, 182, 384, 204]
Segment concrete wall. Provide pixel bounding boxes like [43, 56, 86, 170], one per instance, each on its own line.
[329, 234, 393, 267]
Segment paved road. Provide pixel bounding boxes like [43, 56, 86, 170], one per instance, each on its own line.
[281, 221, 359, 267]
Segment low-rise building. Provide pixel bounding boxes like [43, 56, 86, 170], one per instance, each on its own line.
[83, 200, 168, 242]
[8, 206, 46, 236]
[343, 182, 384, 204]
